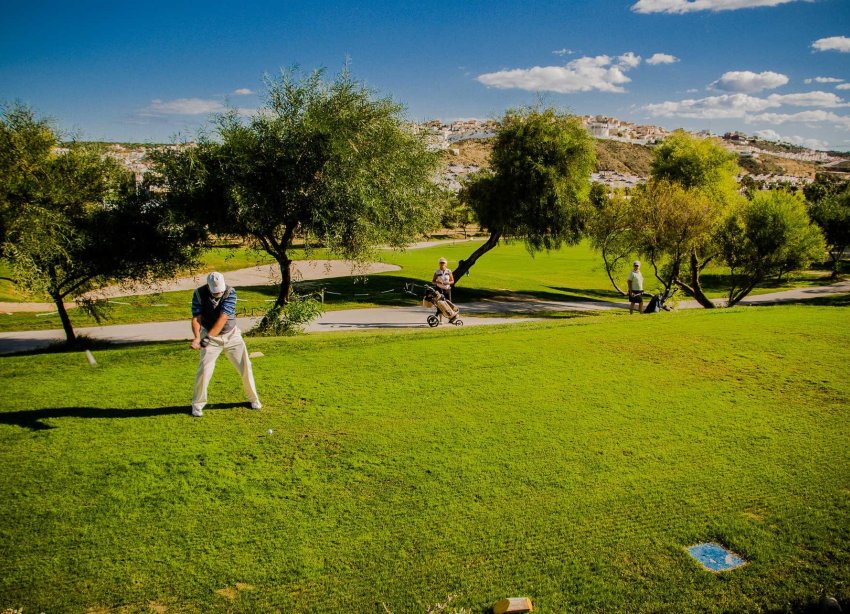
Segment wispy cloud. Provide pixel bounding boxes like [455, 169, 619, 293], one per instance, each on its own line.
[749, 110, 850, 129]
[804, 77, 844, 84]
[142, 98, 226, 116]
[812, 36, 850, 53]
[767, 91, 848, 107]
[645, 94, 777, 119]
[631, 0, 804, 14]
[645, 92, 850, 130]
[552, 48, 574, 56]
[233, 88, 255, 96]
[753, 129, 829, 149]
[838, 84, 850, 91]
[477, 53, 642, 94]
[646, 53, 679, 65]
[709, 70, 789, 93]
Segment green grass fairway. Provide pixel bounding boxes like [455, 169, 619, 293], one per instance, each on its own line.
[1, 307, 848, 612]
[0, 240, 834, 333]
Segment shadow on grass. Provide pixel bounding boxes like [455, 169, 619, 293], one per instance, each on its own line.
[0, 402, 246, 431]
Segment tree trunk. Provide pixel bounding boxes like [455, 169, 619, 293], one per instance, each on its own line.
[601, 245, 628, 296]
[728, 280, 758, 307]
[829, 248, 842, 279]
[275, 254, 293, 308]
[688, 249, 715, 309]
[452, 231, 501, 285]
[52, 292, 77, 345]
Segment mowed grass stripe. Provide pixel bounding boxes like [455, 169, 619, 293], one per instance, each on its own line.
[1, 306, 848, 612]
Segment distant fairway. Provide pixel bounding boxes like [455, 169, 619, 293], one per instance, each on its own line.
[1, 306, 848, 612]
[0, 240, 833, 333]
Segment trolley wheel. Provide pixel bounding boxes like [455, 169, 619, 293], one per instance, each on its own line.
[427, 315, 440, 327]
[453, 319, 464, 327]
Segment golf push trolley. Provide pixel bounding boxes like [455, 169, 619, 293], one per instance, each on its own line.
[422, 284, 463, 327]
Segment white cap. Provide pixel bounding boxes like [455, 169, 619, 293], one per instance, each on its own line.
[633, 261, 641, 267]
[207, 272, 226, 294]
[439, 257, 447, 264]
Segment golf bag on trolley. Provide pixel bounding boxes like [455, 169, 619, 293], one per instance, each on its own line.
[422, 284, 463, 327]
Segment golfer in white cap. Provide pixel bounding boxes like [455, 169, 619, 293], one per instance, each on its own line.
[432, 257, 455, 303]
[189, 272, 261, 416]
[627, 261, 644, 314]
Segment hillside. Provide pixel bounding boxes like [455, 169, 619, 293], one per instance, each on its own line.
[738, 154, 821, 179]
[444, 137, 655, 176]
[593, 139, 654, 176]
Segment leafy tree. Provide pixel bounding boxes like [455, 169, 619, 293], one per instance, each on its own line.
[153, 68, 440, 308]
[586, 184, 637, 296]
[0, 104, 55, 246]
[803, 173, 848, 207]
[454, 108, 595, 282]
[808, 186, 850, 278]
[0, 105, 201, 344]
[647, 130, 741, 307]
[630, 180, 720, 303]
[718, 190, 825, 305]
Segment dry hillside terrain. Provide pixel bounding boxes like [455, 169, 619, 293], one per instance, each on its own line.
[445, 137, 826, 180]
[443, 137, 655, 176]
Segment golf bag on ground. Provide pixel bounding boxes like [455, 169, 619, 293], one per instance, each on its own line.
[644, 293, 662, 314]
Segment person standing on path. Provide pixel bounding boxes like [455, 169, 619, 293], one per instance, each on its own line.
[190, 272, 261, 417]
[628, 261, 644, 315]
[433, 257, 455, 302]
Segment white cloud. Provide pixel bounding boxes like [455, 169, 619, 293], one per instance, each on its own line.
[143, 98, 225, 116]
[631, 0, 803, 14]
[686, 88, 700, 93]
[646, 53, 679, 65]
[233, 88, 255, 96]
[645, 93, 777, 119]
[618, 52, 642, 69]
[477, 53, 640, 94]
[709, 70, 789, 93]
[812, 36, 850, 53]
[643, 90, 848, 120]
[766, 91, 848, 108]
[803, 77, 844, 84]
[838, 84, 850, 91]
[552, 48, 574, 56]
[748, 110, 850, 129]
[754, 129, 829, 149]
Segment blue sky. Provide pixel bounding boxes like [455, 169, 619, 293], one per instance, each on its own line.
[2, 0, 849, 149]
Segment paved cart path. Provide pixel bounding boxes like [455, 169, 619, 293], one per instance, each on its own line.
[2, 277, 849, 355]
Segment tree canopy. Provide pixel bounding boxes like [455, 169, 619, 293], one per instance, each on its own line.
[807, 184, 850, 278]
[153, 68, 441, 308]
[0, 105, 201, 344]
[719, 190, 825, 305]
[455, 108, 595, 282]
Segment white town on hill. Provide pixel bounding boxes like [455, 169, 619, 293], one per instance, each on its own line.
[63, 116, 850, 193]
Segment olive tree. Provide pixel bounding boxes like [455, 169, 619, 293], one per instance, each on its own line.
[152, 68, 440, 308]
[718, 190, 825, 306]
[648, 130, 741, 307]
[0, 105, 201, 344]
[453, 108, 595, 282]
[807, 185, 850, 278]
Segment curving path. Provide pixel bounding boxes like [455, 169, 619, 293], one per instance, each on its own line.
[0, 261, 847, 355]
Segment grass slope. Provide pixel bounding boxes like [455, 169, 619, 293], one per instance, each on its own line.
[1, 306, 848, 612]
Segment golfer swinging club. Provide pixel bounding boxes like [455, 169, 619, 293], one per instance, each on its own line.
[190, 272, 261, 417]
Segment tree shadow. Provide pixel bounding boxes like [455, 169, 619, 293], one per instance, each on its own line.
[543, 285, 623, 302]
[0, 402, 246, 431]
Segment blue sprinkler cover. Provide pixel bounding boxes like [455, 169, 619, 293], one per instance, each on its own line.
[687, 542, 746, 572]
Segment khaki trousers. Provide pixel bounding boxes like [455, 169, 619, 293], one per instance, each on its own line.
[192, 327, 259, 411]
